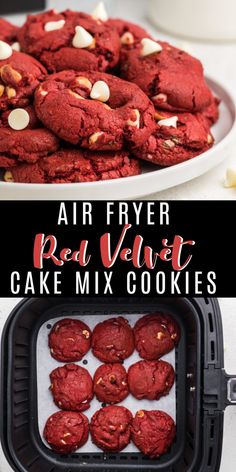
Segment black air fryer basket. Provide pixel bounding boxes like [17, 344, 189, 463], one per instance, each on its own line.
[1, 297, 236, 472]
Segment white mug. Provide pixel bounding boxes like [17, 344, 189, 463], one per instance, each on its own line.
[149, 0, 236, 41]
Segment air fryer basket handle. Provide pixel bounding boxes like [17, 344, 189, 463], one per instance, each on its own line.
[225, 373, 236, 406]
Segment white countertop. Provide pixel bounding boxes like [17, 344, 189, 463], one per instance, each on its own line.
[3, 0, 236, 200]
[0, 297, 236, 471]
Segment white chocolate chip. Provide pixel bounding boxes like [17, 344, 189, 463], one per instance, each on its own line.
[44, 19, 65, 32]
[75, 76, 92, 92]
[152, 93, 167, 103]
[127, 109, 140, 128]
[11, 42, 21, 52]
[4, 171, 14, 182]
[140, 38, 162, 57]
[89, 131, 104, 144]
[90, 80, 110, 102]
[207, 133, 213, 144]
[91, 2, 108, 21]
[0, 40, 13, 60]
[120, 32, 134, 45]
[225, 168, 236, 188]
[6, 86, 16, 98]
[72, 26, 94, 49]
[164, 139, 175, 149]
[8, 108, 30, 130]
[40, 89, 48, 97]
[158, 116, 178, 128]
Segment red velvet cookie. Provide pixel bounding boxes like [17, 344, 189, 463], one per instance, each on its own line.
[0, 50, 46, 111]
[44, 410, 89, 454]
[4, 149, 141, 183]
[92, 316, 134, 363]
[94, 363, 129, 403]
[0, 19, 19, 44]
[49, 318, 91, 362]
[34, 70, 155, 149]
[18, 9, 120, 73]
[120, 40, 212, 112]
[128, 360, 175, 400]
[0, 127, 59, 167]
[134, 109, 213, 167]
[131, 410, 176, 458]
[50, 364, 93, 412]
[134, 313, 180, 360]
[90, 405, 132, 452]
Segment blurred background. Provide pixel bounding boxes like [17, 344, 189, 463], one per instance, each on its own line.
[2, 0, 236, 41]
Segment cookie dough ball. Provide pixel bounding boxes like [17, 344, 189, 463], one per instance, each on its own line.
[44, 410, 89, 454]
[18, 9, 120, 73]
[50, 364, 93, 412]
[134, 313, 180, 360]
[4, 149, 140, 183]
[92, 316, 134, 363]
[0, 50, 46, 111]
[134, 109, 214, 167]
[120, 39, 212, 112]
[132, 410, 176, 458]
[90, 405, 132, 452]
[94, 363, 129, 403]
[0, 127, 59, 168]
[49, 318, 91, 362]
[128, 360, 175, 400]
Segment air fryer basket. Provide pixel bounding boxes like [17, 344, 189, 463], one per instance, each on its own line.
[1, 298, 235, 472]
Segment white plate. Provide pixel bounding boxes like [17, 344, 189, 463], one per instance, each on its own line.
[0, 77, 235, 200]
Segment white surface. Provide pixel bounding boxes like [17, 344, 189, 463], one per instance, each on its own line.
[0, 297, 236, 471]
[0, 76, 235, 200]
[37, 313, 175, 453]
[1, 0, 236, 199]
[149, 0, 236, 40]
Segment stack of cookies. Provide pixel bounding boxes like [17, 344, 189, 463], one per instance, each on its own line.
[0, 3, 219, 184]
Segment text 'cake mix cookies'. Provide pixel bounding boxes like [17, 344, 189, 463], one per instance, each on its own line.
[92, 316, 135, 363]
[34, 70, 156, 149]
[134, 313, 180, 360]
[128, 359, 175, 400]
[50, 364, 93, 412]
[4, 149, 140, 183]
[49, 318, 91, 362]
[44, 410, 89, 454]
[94, 363, 129, 404]
[18, 9, 120, 73]
[90, 405, 133, 452]
[132, 410, 176, 458]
